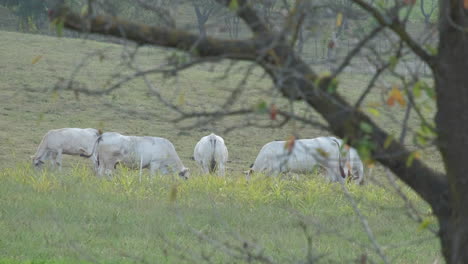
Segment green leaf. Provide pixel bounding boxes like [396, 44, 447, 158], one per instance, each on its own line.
[423, 85, 436, 100]
[412, 81, 422, 98]
[356, 136, 375, 162]
[256, 100, 268, 113]
[424, 44, 438, 56]
[177, 92, 185, 105]
[327, 78, 339, 93]
[336, 13, 343, 27]
[366, 107, 380, 117]
[31, 55, 43, 65]
[55, 19, 64, 37]
[415, 134, 427, 146]
[359, 122, 373, 134]
[413, 80, 435, 100]
[418, 217, 434, 231]
[376, 0, 386, 8]
[414, 122, 436, 146]
[228, 0, 239, 11]
[421, 124, 434, 136]
[406, 151, 420, 167]
[389, 56, 399, 71]
[384, 135, 394, 149]
[81, 5, 89, 16]
[357, 145, 371, 163]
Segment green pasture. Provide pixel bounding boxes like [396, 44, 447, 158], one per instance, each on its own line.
[0, 29, 442, 263]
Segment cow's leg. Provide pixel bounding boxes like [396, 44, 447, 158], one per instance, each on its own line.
[200, 161, 210, 175]
[55, 149, 63, 171]
[269, 168, 280, 177]
[217, 162, 226, 177]
[98, 157, 115, 178]
[99, 161, 114, 178]
[327, 166, 345, 183]
[149, 162, 161, 178]
[96, 160, 107, 178]
[47, 151, 57, 169]
[96, 165, 104, 177]
[325, 167, 337, 182]
[104, 161, 115, 178]
[160, 165, 169, 175]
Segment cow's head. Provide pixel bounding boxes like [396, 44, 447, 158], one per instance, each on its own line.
[31, 156, 44, 168]
[179, 168, 190, 180]
[243, 167, 254, 180]
[345, 161, 364, 185]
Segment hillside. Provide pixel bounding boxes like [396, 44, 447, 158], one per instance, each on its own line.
[0, 30, 441, 263]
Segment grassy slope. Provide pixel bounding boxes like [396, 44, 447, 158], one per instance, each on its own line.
[0, 30, 441, 263]
[0, 165, 439, 263]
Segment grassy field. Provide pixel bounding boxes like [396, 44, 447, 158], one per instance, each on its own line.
[0, 30, 442, 263]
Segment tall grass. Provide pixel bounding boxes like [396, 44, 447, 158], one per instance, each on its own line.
[0, 165, 439, 263]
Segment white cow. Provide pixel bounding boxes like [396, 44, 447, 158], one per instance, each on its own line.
[91, 132, 189, 179]
[246, 137, 364, 184]
[193, 133, 228, 176]
[31, 128, 100, 169]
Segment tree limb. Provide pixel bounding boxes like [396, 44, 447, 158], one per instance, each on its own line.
[216, 0, 269, 35]
[351, 0, 436, 69]
[49, 6, 258, 61]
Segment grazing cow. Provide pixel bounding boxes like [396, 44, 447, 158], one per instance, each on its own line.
[31, 128, 100, 169]
[246, 137, 363, 184]
[193, 133, 228, 176]
[90, 132, 189, 179]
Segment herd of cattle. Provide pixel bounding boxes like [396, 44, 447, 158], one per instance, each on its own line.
[31, 128, 365, 184]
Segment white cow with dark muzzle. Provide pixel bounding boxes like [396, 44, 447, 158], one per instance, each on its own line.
[246, 137, 364, 184]
[31, 128, 100, 169]
[193, 133, 228, 176]
[91, 132, 189, 179]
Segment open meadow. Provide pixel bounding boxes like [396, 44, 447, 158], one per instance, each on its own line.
[0, 30, 441, 263]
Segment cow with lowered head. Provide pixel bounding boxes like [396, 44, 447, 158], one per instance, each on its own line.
[84, 132, 189, 179]
[31, 128, 100, 170]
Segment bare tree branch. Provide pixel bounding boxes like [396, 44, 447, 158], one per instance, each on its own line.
[351, 0, 436, 69]
[216, 0, 269, 35]
[134, 0, 176, 28]
[333, 25, 384, 77]
[49, 6, 258, 61]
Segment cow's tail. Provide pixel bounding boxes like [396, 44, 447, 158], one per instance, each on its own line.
[209, 134, 217, 173]
[330, 138, 346, 179]
[80, 135, 102, 158]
